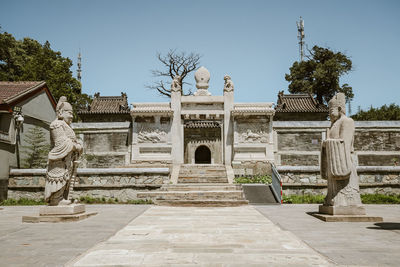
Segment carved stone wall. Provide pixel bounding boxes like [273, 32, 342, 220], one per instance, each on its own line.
[132, 116, 173, 164]
[274, 121, 400, 167]
[234, 116, 269, 144]
[73, 122, 131, 168]
[134, 116, 171, 144]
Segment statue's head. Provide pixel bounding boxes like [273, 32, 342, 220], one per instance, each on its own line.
[328, 93, 346, 121]
[56, 96, 73, 125]
[224, 75, 231, 81]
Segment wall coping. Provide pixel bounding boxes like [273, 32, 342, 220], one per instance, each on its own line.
[273, 120, 400, 128]
[72, 122, 130, 130]
[10, 168, 170, 176]
[276, 166, 400, 173]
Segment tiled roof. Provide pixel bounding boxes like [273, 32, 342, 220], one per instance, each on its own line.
[79, 92, 130, 114]
[231, 103, 275, 115]
[184, 121, 221, 128]
[131, 103, 173, 115]
[0, 81, 46, 103]
[275, 92, 328, 113]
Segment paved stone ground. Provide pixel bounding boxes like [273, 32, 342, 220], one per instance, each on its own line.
[67, 206, 333, 266]
[255, 204, 400, 267]
[0, 205, 148, 267]
[1, 204, 399, 266]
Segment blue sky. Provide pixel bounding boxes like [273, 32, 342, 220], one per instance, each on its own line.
[1, 0, 399, 113]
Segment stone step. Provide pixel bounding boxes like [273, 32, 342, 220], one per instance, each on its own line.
[178, 177, 228, 183]
[179, 171, 226, 177]
[137, 191, 244, 201]
[154, 199, 249, 207]
[161, 184, 241, 191]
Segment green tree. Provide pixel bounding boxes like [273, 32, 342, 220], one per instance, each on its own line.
[22, 126, 49, 168]
[351, 103, 400, 120]
[285, 45, 353, 104]
[0, 30, 91, 118]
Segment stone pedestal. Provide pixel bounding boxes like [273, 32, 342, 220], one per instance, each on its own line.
[39, 204, 86, 215]
[311, 204, 383, 222]
[22, 204, 97, 223]
[319, 205, 366, 215]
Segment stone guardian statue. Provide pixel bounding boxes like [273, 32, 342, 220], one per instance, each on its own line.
[44, 96, 83, 206]
[320, 93, 365, 215]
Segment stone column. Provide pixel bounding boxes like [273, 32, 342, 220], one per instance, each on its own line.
[171, 77, 183, 164]
[0, 150, 9, 201]
[223, 76, 234, 165]
[266, 115, 275, 161]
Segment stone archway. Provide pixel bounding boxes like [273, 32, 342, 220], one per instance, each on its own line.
[195, 145, 211, 164]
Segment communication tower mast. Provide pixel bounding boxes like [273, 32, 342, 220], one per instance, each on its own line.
[297, 16, 305, 61]
[77, 51, 82, 82]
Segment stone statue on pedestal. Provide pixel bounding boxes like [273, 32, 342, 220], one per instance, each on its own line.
[223, 75, 234, 92]
[45, 96, 83, 206]
[320, 93, 365, 215]
[171, 75, 181, 92]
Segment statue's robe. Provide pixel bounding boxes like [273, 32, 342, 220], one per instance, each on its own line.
[44, 120, 77, 205]
[321, 116, 362, 206]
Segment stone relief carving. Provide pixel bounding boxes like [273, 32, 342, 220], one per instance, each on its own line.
[137, 126, 168, 143]
[45, 96, 83, 206]
[223, 75, 234, 92]
[320, 93, 363, 214]
[236, 123, 268, 143]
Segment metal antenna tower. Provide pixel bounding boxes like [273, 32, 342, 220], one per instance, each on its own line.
[296, 16, 305, 61]
[77, 50, 82, 82]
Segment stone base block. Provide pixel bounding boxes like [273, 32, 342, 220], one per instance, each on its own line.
[309, 212, 383, 222]
[39, 204, 85, 215]
[319, 205, 366, 215]
[22, 212, 97, 223]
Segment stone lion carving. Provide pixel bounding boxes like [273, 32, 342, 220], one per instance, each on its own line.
[223, 75, 234, 92]
[44, 96, 83, 206]
[171, 75, 181, 92]
[236, 123, 268, 143]
[138, 128, 167, 143]
[320, 93, 363, 213]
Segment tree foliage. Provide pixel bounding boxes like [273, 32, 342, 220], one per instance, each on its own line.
[351, 103, 400, 121]
[0, 30, 90, 117]
[285, 45, 353, 104]
[147, 49, 201, 97]
[22, 126, 49, 168]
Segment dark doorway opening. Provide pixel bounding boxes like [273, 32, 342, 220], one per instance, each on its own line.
[195, 145, 211, 164]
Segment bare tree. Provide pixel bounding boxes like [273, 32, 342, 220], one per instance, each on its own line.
[146, 50, 201, 97]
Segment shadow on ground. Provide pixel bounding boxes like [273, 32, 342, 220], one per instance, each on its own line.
[367, 222, 400, 230]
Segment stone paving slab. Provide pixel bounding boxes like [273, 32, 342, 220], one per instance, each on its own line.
[255, 204, 400, 267]
[0, 205, 148, 267]
[68, 206, 334, 266]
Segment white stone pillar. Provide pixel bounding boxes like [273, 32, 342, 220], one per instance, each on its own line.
[223, 84, 234, 165]
[171, 84, 183, 164]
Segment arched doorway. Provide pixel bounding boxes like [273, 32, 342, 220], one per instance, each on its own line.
[195, 145, 211, 164]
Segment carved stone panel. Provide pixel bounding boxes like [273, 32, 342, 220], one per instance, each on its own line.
[137, 125, 168, 143]
[235, 122, 268, 143]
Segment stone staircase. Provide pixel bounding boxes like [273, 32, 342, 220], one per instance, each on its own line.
[137, 164, 248, 206]
[178, 164, 229, 183]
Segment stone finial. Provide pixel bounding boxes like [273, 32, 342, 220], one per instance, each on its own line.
[171, 75, 181, 92]
[223, 75, 234, 92]
[195, 66, 210, 90]
[194, 66, 211, 96]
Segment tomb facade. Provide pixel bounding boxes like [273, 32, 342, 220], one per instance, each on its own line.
[130, 67, 275, 174]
